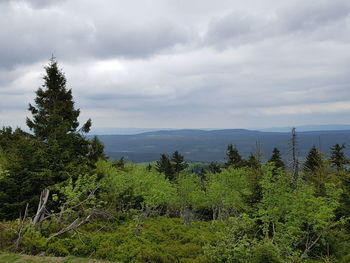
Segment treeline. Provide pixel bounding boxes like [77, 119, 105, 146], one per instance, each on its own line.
[0, 61, 350, 263]
[153, 142, 348, 183]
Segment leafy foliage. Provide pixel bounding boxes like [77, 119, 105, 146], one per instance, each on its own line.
[206, 168, 251, 220]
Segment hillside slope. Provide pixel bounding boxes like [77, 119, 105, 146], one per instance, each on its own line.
[95, 129, 350, 162]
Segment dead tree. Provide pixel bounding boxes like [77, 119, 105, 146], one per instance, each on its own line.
[32, 188, 50, 229]
[183, 206, 192, 226]
[289, 128, 299, 183]
[48, 211, 95, 240]
[134, 206, 152, 234]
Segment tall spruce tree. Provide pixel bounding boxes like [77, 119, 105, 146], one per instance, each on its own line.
[156, 154, 175, 181]
[246, 153, 261, 169]
[330, 144, 348, 172]
[171, 151, 188, 175]
[224, 144, 245, 168]
[26, 58, 84, 140]
[268, 148, 285, 169]
[0, 60, 105, 219]
[88, 136, 106, 164]
[303, 146, 323, 174]
[26, 59, 101, 182]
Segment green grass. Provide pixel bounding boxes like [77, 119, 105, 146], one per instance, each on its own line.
[0, 252, 112, 263]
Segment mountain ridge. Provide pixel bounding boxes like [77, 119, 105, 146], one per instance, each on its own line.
[93, 128, 350, 163]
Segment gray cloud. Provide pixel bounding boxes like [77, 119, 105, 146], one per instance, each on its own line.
[1, 0, 350, 130]
[91, 21, 191, 59]
[204, 0, 350, 48]
[280, 0, 350, 33]
[0, 0, 191, 69]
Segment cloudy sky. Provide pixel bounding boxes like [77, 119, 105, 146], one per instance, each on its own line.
[1, 0, 350, 132]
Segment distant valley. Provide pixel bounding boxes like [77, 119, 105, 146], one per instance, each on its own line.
[94, 129, 350, 163]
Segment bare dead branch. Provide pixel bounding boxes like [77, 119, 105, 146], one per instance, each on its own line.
[48, 211, 94, 240]
[33, 189, 50, 227]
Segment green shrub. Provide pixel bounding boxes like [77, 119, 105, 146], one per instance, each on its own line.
[89, 217, 218, 262]
[21, 228, 47, 254]
[0, 222, 18, 250]
[251, 241, 283, 263]
[47, 238, 72, 256]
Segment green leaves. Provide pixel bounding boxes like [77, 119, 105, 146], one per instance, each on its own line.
[99, 161, 176, 210]
[175, 173, 206, 209]
[206, 168, 251, 219]
[257, 164, 342, 259]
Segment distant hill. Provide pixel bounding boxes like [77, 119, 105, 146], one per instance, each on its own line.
[260, 124, 350, 132]
[94, 129, 350, 163]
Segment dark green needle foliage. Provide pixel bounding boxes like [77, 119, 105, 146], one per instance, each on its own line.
[208, 161, 221, 174]
[224, 144, 245, 168]
[156, 154, 174, 181]
[330, 143, 348, 172]
[25, 59, 102, 178]
[268, 148, 285, 169]
[26, 59, 81, 140]
[303, 145, 323, 174]
[0, 59, 105, 219]
[247, 153, 261, 169]
[0, 127, 47, 219]
[171, 150, 188, 174]
[87, 136, 106, 165]
[114, 156, 126, 169]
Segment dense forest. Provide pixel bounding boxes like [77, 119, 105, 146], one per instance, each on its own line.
[1, 61, 350, 263]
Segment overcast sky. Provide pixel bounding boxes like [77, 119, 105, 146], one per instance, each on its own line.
[1, 0, 350, 132]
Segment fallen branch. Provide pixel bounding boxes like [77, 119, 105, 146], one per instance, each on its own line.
[48, 211, 94, 240]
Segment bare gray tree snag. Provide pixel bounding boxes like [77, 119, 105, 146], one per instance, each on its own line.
[33, 189, 50, 229]
[14, 203, 29, 251]
[134, 206, 151, 234]
[290, 128, 299, 183]
[255, 140, 264, 164]
[183, 205, 192, 226]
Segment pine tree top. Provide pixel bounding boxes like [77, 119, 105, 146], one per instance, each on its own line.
[26, 59, 81, 140]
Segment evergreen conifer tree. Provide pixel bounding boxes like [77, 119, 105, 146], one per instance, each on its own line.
[268, 148, 285, 169]
[247, 153, 261, 169]
[26, 59, 102, 182]
[303, 146, 323, 174]
[330, 144, 348, 171]
[88, 136, 106, 164]
[26, 58, 86, 140]
[224, 144, 245, 168]
[208, 162, 221, 174]
[171, 151, 188, 174]
[114, 157, 126, 169]
[0, 127, 46, 219]
[0, 59, 104, 219]
[156, 154, 175, 181]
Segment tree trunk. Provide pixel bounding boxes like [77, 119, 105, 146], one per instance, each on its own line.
[33, 189, 50, 230]
[183, 206, 192, 226]
[135, 206, 151, 233]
